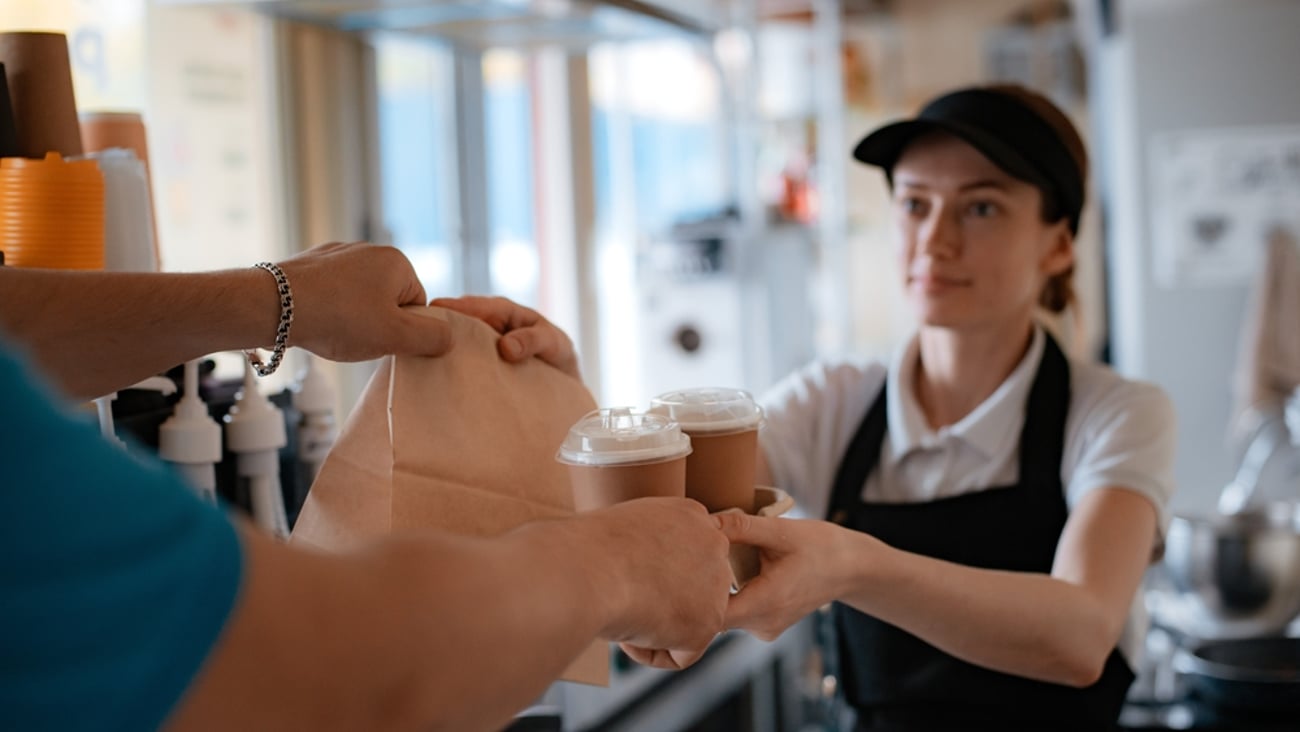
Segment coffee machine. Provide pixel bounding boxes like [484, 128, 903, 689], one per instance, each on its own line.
[634, 209, 814, 402]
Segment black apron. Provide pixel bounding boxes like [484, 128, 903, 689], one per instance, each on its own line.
[826, 334, 1134, 731]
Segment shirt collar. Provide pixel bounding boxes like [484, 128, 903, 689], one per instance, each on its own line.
[885, 325, 1047, 463]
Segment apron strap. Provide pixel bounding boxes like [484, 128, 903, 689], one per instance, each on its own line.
[826, 383, 888, 525]
[1017, 333, 1071, 489]
[826, 330, 1072, 525]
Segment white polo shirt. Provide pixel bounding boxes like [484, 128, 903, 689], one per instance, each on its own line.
[758, 325, 1177, 663]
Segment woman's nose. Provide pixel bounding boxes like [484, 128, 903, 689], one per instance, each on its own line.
[918, 211, 960, 259]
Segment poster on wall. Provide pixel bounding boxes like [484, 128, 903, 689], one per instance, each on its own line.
[148, 7, 284, 273]
[1149, 124, 1300, 287]
[1149, 125, 1300, 288]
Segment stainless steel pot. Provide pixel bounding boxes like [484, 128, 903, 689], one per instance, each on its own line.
[1164, 503, 1300, 637]
[1174, 637, 1300, 710]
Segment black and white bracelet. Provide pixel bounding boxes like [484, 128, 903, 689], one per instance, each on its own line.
[246, 261, 294, 377]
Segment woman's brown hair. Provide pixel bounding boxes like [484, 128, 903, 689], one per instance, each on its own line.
[984, 84, 1088, 314]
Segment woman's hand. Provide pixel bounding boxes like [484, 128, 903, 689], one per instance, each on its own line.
[716, 514, 868, 641]
[431, 296, 581, 381]
[722, 489, 1160, 687]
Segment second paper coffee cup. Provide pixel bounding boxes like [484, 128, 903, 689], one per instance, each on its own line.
[557, 407, 692, 512]
[649, 388, 764, 513]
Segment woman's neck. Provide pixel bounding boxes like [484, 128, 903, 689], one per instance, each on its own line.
[913, 318, 1036, 430]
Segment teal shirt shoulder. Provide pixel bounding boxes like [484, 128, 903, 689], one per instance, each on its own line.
[0, 339, 243, 731]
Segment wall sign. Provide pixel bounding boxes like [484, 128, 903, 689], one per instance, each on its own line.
[1149, 126, 1300, 287]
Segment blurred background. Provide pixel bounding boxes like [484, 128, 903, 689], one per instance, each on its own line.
[12, 0, 1295, 515]
[4, 1, 1299, 729]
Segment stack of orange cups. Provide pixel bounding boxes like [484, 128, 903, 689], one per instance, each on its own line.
[0, 152, 105, 270]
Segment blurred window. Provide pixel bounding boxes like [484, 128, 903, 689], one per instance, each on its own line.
[374, 35, 460, 298]
[483, 48, 539, 307]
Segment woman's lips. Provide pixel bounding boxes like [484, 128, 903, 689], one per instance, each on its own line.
[910, 273, 972, 294]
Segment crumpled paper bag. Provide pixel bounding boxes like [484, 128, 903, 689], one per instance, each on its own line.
[292, 307, 608, 685]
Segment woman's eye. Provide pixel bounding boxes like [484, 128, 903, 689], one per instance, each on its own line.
[899, 197, 926, 215]
[967, 201, 998, 218]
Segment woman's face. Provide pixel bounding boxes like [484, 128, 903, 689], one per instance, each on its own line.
[890, 131, 1073, 331]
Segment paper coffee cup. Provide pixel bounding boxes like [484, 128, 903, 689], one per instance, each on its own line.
[0, 33, 83, 158]
[557, 407, 692, 512]
[649, 388, 764, 513]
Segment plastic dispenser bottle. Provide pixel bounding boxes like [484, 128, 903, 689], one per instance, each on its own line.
[291, 354, 337, 493]
[93, 393, 126, 449]
[224, 361, 289, 539]
[96, 377, 175, 451]
[159, 359, 222, 503]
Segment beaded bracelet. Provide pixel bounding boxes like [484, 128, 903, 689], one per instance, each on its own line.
[246, 261, 294, 377]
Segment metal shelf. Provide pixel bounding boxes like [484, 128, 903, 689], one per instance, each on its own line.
[163, 0, 725, 49]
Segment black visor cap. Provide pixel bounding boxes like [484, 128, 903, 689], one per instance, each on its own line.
[852, 88, 1084, 234]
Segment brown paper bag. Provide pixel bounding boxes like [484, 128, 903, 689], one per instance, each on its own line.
[293, 307, 608, 685]
[290, 360, 393, 550]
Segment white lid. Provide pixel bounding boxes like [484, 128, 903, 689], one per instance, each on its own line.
[648, 387, 764, 434]
[557, 407, 692, 466]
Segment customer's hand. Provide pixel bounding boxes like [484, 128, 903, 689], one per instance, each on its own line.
[277, 242, 452, 362]
[577, 498, 732, 669]
[431, 296, 581, 381]
[617, 640, 711, 672]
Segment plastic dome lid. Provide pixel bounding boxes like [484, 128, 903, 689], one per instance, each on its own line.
[648, 387, 764, 434]
[557, 407, 692, 466]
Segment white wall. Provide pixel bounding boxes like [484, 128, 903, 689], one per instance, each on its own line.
[1099, 0, 1300, 512]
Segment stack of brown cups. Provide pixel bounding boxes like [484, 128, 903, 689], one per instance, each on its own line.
[80, 112, 150, 168]
[0, 32, 83, 159]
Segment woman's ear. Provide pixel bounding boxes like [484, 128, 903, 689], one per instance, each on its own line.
[1041, 221, 1075, 277]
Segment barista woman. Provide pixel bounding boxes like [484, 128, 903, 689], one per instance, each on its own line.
[467, 83, 1177, 730]
[721, 84, 1177, 730]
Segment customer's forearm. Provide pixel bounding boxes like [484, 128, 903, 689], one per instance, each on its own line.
[0, 268, 279, 399]
[366, 520, 618, 731]
[167, 520, 614, 732]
